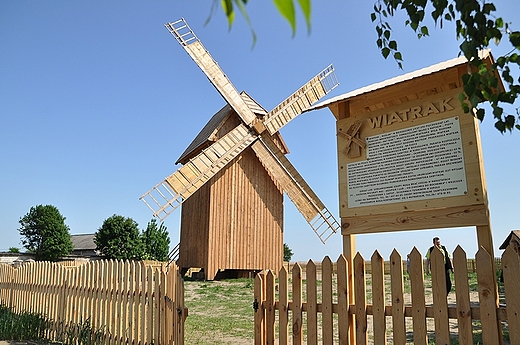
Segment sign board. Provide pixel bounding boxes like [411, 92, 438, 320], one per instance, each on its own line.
[337, 90, 489, 235]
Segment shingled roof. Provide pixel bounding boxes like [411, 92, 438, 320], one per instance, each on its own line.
[176, 91, 268, 165]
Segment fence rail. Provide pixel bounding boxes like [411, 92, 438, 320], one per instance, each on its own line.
[256, 245, 519, 344]
[0, 260, 185, 345]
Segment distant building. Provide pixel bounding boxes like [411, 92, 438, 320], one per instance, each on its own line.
[70, 234, 100, 258]
[499, 230, 520, 255]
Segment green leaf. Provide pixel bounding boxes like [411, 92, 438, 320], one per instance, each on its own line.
[420, 25, 429, 36]
[297, 0, 312, 33]
[509, 31, 520, 49]
[371, 12, 377, 22]
[273, 0, 296, 36]
[475, 108, 485, 121]
[382, 47, 391, 59]
[389, 40, 397, 50]
[394, 51, 403, 61]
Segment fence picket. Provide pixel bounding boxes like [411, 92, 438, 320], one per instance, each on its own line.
[370, 250, 386, 345]
[453, 246, 473, 345]
[354, 253, 368, 345]
[431, 247, 450, 344]
[409, 247, 427, 345]
[322, 256, 334, 344]
[390, 250, 405, 345]
[502, 246, 520, 344]
[278, 266, 289, 345]
[266, 270, 276, 344]
[292, 264, 303, 345]
[254, 271, 265, 345]
[306, 260, 318, 345]
[476, 247, 501, 345]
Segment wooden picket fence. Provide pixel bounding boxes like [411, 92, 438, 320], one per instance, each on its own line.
[0, 260, 186, 345]
[255, 245, 520, 344]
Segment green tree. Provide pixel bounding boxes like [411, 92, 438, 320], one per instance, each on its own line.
[94, 215, 144, 260]
[283, 243, 294, 262]
[142, 219, 170, 262]
[18, 204, 73, 261]
[218, 0, 520, 132]
[8, 247, 20, 253]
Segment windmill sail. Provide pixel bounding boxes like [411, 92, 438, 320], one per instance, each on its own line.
[140, 124, 256, 220]
[251, 135, 340, 243]
[262, 64, 338, 135]
[165, 19, 258, 127]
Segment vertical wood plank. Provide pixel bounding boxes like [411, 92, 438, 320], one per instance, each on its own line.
[322, 256, 334, 344]
[502, 246, 520, 345]
[266, 270, 276, 344]
[343, 234, 357, 345]
[254, 271, 266, 345]
[390, 250, 406, 345]
[292, 263, 303, 345]
[354, 253, 368, 345]
[409, 248, 427, 345]
[336, 255, 350, 345]
[278, 266, 289, 345]
[453, 246, 473, 345]
[476, 247, 501, 345]
[371, 250, 387, 345]
[306, 260, 318, 345]
[431, 247, 450, 344]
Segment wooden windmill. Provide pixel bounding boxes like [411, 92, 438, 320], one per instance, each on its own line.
[140, 18, 340, 279]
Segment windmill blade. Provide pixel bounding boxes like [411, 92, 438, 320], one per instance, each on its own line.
[140, 124, 257, 220]
[251, 135, 340, 244]
[262, 64, 339, 135]
[165, 18, 258, 127]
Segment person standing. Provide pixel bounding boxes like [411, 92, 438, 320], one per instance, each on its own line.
[425, 237, 453, 295]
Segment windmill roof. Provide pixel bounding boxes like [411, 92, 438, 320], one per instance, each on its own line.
[70, 234, 97, 251]
[176, 92, 267, 164]
[305, 50, 492, 112]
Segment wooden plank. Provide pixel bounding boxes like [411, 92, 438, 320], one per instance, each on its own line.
[341, 204, 489, 235]
[336, 255, 349, 345]
[431, 247, 450, 344]
[306, 260, 318, 344]
[370, 250, 387, 345]
[184, 41, 257, 125]
[292, 264, 303, 345]
[354, 253, 368, 345]
[322, 257, 334, 344]
[278, 267, 289, 345]
[502, 246, 520, 345]
[409, 247, 427, 345]
[476, 247, 501, 345]
[453, 245, 473, 345]
[254, 271, 265, 345]
[390, 250, 406, 345]
[266, 270, 276, 344]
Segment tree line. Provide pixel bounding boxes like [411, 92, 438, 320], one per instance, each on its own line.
[16, 204, 170, 262]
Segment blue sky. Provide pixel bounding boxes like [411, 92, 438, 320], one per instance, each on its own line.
[1, 1, 519, 262]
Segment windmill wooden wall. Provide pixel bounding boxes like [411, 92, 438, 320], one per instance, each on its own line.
[177, 107, 286, 280]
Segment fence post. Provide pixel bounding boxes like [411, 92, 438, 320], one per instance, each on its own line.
[354, 253, 367, 345]
[266, 270, 276, 344]
[254, 271, 266, 345]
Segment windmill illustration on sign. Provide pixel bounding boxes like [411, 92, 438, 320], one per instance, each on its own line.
[140, 18, 341, 279]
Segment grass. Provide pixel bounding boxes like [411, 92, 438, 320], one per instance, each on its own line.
[184, 278, 255, 344]
[0, 305, 104, 345]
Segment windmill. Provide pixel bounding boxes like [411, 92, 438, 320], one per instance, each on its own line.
[140, 18, 340, 279]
